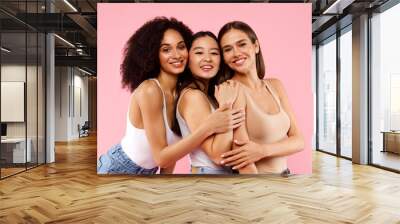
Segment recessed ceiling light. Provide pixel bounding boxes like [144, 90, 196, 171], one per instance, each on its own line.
[78, 67, 93, 76]
[322, 0, 355, 15]
[1, 47, 11, 53]
[63, 0, 78, 12]
[54, 34, 75, 48]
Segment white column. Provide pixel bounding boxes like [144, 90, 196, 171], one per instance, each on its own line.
[46, 33, 55, 163]
[352, 14, 369, 164]
[46, 1, 55, 163]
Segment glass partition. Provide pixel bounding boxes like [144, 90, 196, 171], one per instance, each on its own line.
[1, 30, 28, 177]
[0, 1, 46, 179]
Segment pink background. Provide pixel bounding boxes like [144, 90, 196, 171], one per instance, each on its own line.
[98, 3, 312, 174]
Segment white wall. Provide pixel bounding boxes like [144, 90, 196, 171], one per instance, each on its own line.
[1, 82, 25, 122]
[55, 66, 69, 141]
[55, 67, 89, 141]
[73, 73, 89, 138]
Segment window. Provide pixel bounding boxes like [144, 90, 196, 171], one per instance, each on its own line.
[339, 27, 352, 158]
[371, 2, 400, 171]
[317, 35, 337, 154]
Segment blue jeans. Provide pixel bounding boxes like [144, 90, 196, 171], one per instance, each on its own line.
[191, 166, 233, 174]
[98, 144, 158, 175]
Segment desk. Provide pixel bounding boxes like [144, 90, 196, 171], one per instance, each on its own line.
[381, 131, 400, 154]
[1, 138, 31, 163]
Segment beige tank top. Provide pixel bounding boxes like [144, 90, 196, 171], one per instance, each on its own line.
[240, 80, 290, 173]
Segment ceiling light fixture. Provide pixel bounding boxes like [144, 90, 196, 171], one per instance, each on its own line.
[63, 0, 78, 12]
[78, 67, 93, 76]
[54, 34, 75, 48]
[322, 0, 355, 15]
[1, 47, 11, 53]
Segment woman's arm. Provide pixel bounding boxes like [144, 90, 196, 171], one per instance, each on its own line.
[268, 78, 305, 153]
[136, 81, 244, 168]
[221, 78, 304, 169]
[179, 89, 244, 164]
[225, 86, 258, 173]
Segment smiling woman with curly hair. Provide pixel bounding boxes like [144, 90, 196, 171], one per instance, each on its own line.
[121, 17, 193, 92]
[97, 17, 245, 175]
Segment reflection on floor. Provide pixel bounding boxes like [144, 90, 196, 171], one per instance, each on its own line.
[341, 147, 352, 158]
[0, 167, 25, 177]
[0, 163, 40, 178]
[373, 150, 400, 171]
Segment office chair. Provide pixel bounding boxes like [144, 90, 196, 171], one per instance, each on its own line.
[79, 121, 90, 138]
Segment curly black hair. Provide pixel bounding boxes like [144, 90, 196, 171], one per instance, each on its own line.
[121, 17, 193, 92]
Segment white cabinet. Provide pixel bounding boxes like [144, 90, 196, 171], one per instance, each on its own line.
[1, 138, 32, 163]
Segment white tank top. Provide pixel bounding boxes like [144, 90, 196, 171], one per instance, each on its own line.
[176, 89, 221, 169]
[121, 79, 181, 169]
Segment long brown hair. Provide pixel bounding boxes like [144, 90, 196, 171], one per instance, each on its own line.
[217, 21, 265, 81]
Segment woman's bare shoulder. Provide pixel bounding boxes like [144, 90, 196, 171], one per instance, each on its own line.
[264, 78, 286, 95]
[133, 80, 164, 109]
[264, 77, 282, 86]
[179, 88, 209, 107]
[178, 88, 212, 120]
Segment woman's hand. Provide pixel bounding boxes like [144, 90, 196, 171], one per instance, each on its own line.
[201, 104, 245, 135]
[220, 139, 266, 170]
[214, 80, 239, 108]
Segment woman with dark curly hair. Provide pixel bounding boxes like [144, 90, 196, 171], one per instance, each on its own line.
[98, 17, 245, 174]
